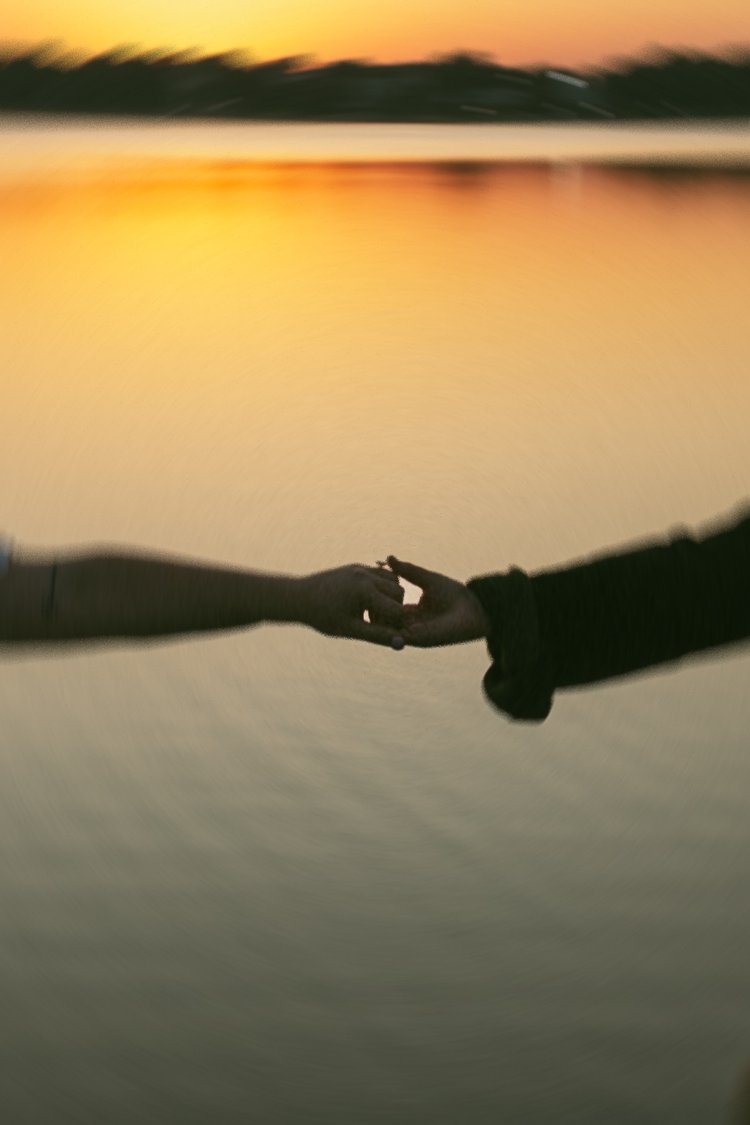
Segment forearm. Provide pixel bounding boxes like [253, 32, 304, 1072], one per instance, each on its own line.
[468, 504, 750, 720]
[0, 548, 306, 645]
[530, 507, 750, 687]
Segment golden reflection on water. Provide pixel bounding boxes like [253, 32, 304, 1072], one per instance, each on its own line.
[1, 157, 748, 573]
[1, 147, 750, 1125]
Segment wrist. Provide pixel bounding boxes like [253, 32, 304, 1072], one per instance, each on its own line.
[251, 573, 306, 625]
[465, 585, 490, 641]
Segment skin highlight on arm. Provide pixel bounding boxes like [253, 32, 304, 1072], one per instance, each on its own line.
[0, 547, 405, 649]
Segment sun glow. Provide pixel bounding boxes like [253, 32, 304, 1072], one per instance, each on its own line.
[3, 0, 749, 69]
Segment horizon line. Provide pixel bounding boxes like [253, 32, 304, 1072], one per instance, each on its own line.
[3, 37, 750, 74]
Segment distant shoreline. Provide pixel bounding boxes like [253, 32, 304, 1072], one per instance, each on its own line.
[3, 108, 750, 128]
[3, 47, 750, 125]
[3, 115, 750, 177]
[4, 107, 750, 128]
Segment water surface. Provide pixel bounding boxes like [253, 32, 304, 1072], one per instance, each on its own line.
[1, 120, 749, 1124]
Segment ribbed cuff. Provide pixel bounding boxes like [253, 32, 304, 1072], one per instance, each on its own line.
[467, 568, 554, 722]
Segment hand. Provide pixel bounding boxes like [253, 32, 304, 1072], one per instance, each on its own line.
[386, 556, 488, 648]
[296, 564, 405, 646]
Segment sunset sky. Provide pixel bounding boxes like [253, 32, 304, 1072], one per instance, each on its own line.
[3, 0, 749, 70]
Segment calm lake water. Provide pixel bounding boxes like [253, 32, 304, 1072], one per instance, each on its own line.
[1, 116, 750, 1124]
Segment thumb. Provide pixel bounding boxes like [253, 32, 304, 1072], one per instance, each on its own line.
[386, 556, 436, 589]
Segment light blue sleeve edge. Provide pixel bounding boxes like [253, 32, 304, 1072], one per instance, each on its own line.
[0, 535, 13, 576]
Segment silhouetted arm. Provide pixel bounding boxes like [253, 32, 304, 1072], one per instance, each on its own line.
[0, 546, 404, 649]
[467, 505, 750, 720]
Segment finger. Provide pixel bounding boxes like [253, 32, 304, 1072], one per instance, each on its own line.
[368, 566, 401, 587]
[399, 615, 448, 648]
[346, 618, 403, 647]
[366, 589, 405, 627]
[386, 556, 439, 589]
[372, 575, 405, 601]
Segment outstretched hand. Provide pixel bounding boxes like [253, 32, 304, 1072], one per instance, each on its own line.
[297, 564, 405, 646]
[291, 557, 487, 649]
[385, 556, 488, 648]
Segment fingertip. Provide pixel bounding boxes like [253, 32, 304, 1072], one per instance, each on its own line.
[387, 555, 410, 578]
[351, 620, 405, 648]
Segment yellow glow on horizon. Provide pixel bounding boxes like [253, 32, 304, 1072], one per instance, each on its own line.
[3, 0, 750, 69]
[2, 158, 749, 559]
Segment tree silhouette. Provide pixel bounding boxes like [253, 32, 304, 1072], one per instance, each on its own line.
[1, 39, 749, 121]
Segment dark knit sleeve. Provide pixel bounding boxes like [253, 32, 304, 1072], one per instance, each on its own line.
[467, 505, 750, 722]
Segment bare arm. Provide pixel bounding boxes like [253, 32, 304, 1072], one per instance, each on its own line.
[0, 547, 405, 648]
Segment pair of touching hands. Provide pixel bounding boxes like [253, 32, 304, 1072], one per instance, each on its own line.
[298, 557, 489, 649]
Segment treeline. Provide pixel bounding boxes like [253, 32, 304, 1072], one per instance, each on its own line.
[1, 43, 750, 122]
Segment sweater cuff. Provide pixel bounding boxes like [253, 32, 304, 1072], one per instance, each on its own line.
[467, 568, 554, 722]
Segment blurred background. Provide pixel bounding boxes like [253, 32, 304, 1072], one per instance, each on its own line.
[1, 2, 750, 1122]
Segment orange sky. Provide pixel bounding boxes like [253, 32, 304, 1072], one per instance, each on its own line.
[3, 0, 749, 69]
